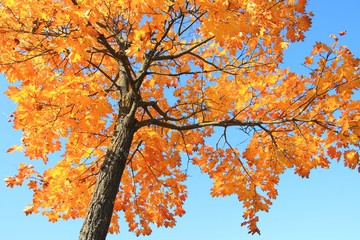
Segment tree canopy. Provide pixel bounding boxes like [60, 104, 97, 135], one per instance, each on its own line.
[1, 0, 359, 238]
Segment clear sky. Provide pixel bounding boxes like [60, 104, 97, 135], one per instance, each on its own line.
[1, 1, 360, 240]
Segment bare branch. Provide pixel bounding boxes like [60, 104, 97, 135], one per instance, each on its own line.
[154, 36, 215, 61]
[139, 100, 206, 122]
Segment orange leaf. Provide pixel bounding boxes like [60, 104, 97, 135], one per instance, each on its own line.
[6, 145, 24, 153]
[344, 150, 359, 169]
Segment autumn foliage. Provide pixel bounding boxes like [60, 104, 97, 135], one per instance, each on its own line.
[1, 0, 359, 238]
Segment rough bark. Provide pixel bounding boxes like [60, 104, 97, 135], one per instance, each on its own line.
[79, 57, 138, 239]
[79, 114, 136, 240]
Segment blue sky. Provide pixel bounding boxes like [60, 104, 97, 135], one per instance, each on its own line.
[1, 1, 360, 239]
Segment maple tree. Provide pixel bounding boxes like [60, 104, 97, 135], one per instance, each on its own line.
[0, 0, 359, 239]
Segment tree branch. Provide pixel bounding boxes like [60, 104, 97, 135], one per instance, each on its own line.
[136, 115, 338, 133]
[153, 36, 215, 61]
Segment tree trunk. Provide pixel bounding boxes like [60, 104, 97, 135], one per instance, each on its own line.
[79, 114, 136, 240]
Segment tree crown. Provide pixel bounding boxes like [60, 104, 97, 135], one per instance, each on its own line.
[1, 0, 359, 236]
